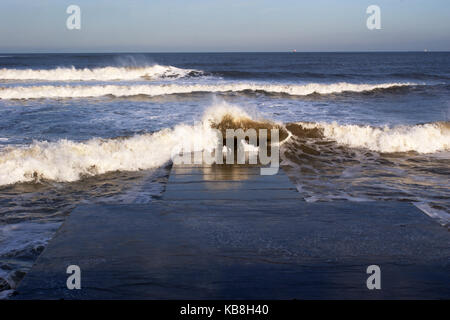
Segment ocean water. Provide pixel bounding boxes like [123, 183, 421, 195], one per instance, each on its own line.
[0, 52, 449, 296]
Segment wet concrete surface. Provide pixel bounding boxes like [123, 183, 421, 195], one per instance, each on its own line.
[14, 165, 450, 299]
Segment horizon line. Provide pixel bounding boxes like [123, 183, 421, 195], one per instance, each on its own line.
[1, 50, 449, 54]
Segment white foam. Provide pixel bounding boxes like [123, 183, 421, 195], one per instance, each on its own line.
[0, 65, 195, 81]
[0, 221, 61, 256]
[296, 121, 450, 154]
[0, 103, 255, 185]
[0, 82, 413, 100]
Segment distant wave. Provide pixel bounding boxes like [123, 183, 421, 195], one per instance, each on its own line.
[0, 82, 414, 99]
[289, 121, 450, 154]
[0, 64, 198, 81]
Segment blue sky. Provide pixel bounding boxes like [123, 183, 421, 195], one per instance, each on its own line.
[0, 0, 449, 52]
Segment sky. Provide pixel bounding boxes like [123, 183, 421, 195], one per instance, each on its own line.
[0, 0, 449, 52]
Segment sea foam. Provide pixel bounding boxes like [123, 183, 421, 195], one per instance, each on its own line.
[0, 103, 254, 185]
[0, 65, 195, 81]
[1, 102, 447, 186]
[294, 121, 450, 153]
[0, 82, 413, 99]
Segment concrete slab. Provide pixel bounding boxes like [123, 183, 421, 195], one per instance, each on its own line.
[165, 181, 296, 191]
[165, 165, 299, 200]
[170, 166, 272, 175]
[14, 201, 449, 299]
[13, 162, 450, 299]
[163, 189, 302, 200]
[168, 171, 292, 183]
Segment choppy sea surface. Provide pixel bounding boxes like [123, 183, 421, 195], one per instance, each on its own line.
[0, 52, 449, 297]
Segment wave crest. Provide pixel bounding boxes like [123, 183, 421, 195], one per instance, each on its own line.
[290, 121, 450, 153]
[0, 102, 260, 185]
[0, 65, 196, 81]
[0, 82, 414, 100]
[0, 127, 217, 185]
[1, 101, 447, 186]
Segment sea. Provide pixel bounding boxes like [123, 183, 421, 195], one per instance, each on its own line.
[0, 52, 449, 297]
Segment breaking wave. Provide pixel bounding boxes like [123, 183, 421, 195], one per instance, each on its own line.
[0, 100, 447, 186]
[289, 121, 450, 154]
[0, 82, 414, 99]
[0, 64, 197, 81]
[0, 103, 258, 186]
[0, 126, 214, 186]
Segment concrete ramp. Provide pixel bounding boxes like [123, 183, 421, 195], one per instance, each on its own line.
[14, 165, 450, 299]
[164, 164, 300, 200]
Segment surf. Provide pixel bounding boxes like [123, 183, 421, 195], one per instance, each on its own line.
[0, 103, 253, 185]
[1, 101, 448, 186]
[0, 82, 415, 100]
[288, 121, 450, 154]
[0, 64, 197, 81]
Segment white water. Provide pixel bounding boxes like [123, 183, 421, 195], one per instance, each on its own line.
[296, 121, 450, 153]
[0, 103, 255, 186]
[0, 222, 61, 257]
[0, 82, 413, 100]
[1, 101, 448, 186]
[0, 65, 195, 81]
